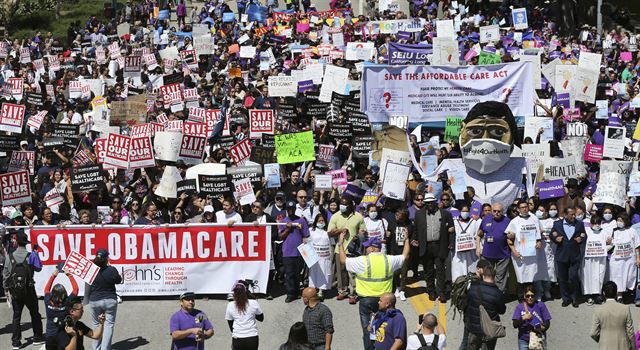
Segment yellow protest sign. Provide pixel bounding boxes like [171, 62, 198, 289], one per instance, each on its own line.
[275, 131, 316, 164]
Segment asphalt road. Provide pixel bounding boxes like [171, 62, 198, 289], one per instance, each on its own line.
[3, 280, 640, 350]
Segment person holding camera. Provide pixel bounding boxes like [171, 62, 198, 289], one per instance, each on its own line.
[44, 267, 79, 350]
[57, 297, 105, 350]
[170, 292, 214, 350]
[406, 312, 446, 350]
[225, 281, 264, 350]
[86, 248, 122, 350]
[3, 232, 45, 349]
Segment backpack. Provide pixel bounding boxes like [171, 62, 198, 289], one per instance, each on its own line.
[8, 252, 33, 294]
[417, 333, 439, 350]
[448, 273, 480, 320]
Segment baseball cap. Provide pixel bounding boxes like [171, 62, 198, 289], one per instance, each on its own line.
[96, 248, 109, 259]
[203, 205, 214, 213]
[423, 193, 436, 202]
[20, 140, 28, 147]
[179, 292, 195, 300]
[362, 237, 382, 249]
[275, 191, 285, 199]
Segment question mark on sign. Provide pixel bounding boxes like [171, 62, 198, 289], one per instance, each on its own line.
[383, 92, 391, 108]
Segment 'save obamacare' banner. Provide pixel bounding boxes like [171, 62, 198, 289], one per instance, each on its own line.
[28, 224, 271, 296]
[361, 62, 535, 123]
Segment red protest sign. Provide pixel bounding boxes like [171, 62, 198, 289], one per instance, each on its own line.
[130, 123, 152, 138]
[249, 109, 274, 139]
[204, 109, 221, 137]
[104, 133, 131, 168]
[63, 251, 100, 284]
[179, 135, 206, 164]
[230, 138, 252, 165]
[0, 170, 32, 206]
[8, 151, 35, 175]
[183, 122, 208, 137]
[188, 106, 207, 122]
[0, 103, 26, 133]
[27, 110, 47, 130]
[95, 138, 107, 164]
[159, 83, 182, 108]
[129, 136, 155, 169]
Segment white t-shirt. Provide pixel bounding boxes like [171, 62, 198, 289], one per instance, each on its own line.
[406, 333, 446, 350]
[224, 299, 263, 338]
[216, 211, 243, 224]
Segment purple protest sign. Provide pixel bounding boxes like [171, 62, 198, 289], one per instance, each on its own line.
[397, 31, 412, 41]
[298, 80, 315, 93]
[388, 42, 432, 65]
[556, 92, 570, 109]
[538, 179, 566, 199]
[344, 184, 366, 205]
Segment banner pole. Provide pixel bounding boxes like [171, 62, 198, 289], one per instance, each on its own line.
[5, 222, 288, 230]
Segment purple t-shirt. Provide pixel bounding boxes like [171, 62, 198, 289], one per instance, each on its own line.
[170, 308, 213, 350]
[480, 216, 511, 260]
[374, 309, 407, 350]
[511, 301, 552, 342]
[278, 217, 310, 257]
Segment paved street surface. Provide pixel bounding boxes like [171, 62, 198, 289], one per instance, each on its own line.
[3, 281, 640, 349]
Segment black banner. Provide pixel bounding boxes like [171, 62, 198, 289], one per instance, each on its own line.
[277, 99, 297, 119]
[226, 165, 263, 186]
[71, 164, 104, 193]
[198, 174, 232, 195]
[261, 134, 275, 148]
[250, 146, 277, 164]
[347, 112, 372, 136]
[52, 124, 79, 148]
[25, 92, 44, 107]
[327, 122, 353, 142]
[163, 72, 183, 85]
[305, 102, 329, 119]
[0, 135, 19, 152]
[177, 179, 197, 197]
[352, 136, 374, 158]
[43, 137, 65, 150]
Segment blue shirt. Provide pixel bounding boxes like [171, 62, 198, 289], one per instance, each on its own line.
[563, 220, 576, 240]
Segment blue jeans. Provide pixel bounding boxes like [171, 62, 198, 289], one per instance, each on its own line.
[518, 338, 529, 350]
[358, 297, 379, 350]
[635, 285, 640, 302]
[90, 298, 118, 350]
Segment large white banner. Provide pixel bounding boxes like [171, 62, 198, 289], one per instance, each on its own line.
[361, 62, 535, 123]
[29, 225, 271, 296]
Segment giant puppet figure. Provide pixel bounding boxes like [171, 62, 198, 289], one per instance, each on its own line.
[426, 101, 533, 206]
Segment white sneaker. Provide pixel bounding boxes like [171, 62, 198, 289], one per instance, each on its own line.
[399, 291, 406, 301]
[394, 289, 401, 298]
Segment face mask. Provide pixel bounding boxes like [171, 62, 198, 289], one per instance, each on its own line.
[317, 223, 326, 229]
[460, 212, 470, 220]
[576, 214, 584, 220]
[549, 210, 558, 218]
[535, 211, 544, 219]
[603, 213, 613, 221]
[617, 222, 625, 229]
[592, 225, 601, 231]
[339, 205, 348, 213]
[369, 212, 378, 219]
[460, 138, 512, 174]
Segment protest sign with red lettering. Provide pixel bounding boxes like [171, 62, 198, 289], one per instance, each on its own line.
[94, 138, 107, 164]
[249, 109, 274, 139]
[104, 133, 131, 168]
[150, 122, 164, 135]
[8, 151, 35, 175]
[124, 56, 142, 77]
[0, 170, 32, 206]
[130, 123, 151, 138]
[230, 138, 252, 165]
[96, 48, 106, 64]
[142, 53, 157, 68]
[19, 47, 30, 64]
[156, 112, 169, 124]
[183, 88, 199, 108]
[159, 83, 183, 108]
[165, 120, 184, 132]
[69, 81, 82, 99]
[183, 122, 208, 137]
[188, 106, 207, 122]
[108, 42, 120, 58]
[48, 55, 60, 71]
[8, 78, 23, 100]
[30, 225, 271, 295]
[179, 134, 206, 164]
[27, 110, 47, 130]
[0, 103, 26, 133]
[62, 251, 100, 285]
[44, 187, 64, 209]
[0, 42, 7, 58]
[234, 178, 256, 205]
[326, 169, 348, 190]
[129, 137, 155, 169]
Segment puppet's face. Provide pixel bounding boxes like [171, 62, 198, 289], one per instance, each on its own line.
[459, 116, 514, 175]
[459, 118, 513, 147]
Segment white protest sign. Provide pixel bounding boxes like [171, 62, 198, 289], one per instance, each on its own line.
[543, 157, 579, 181]
[314, 174, 333, 190]
[268, 76, 297, 97]
[431, 37, 459, 66]
[303, 63, 324, 84]
[479, 25, 499, 43]
[555, 64, 576, 93]
[566, 122, 588, 137]
[239, 46, 257, 58]
[603, 126, 626, 159]
[517, 53, 541, 90]
[154, 131, 183, 162]
[234, 178, 256, 206]
[382, 161, 410, 200]
[379, 148, 411, 180]
[520, 143, 550, 174]
[319, 65, 349, 102]
[523, 116, 553, 142]
[436, 19, 456, 39]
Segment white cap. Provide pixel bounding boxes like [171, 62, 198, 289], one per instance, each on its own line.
[203, 205, 214, 213]
[423, 193, 437, 202]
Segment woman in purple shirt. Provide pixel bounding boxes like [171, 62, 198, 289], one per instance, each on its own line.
[512, 285, 552, 350]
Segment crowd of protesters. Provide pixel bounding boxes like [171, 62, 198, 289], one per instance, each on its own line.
[1, 0, 640, 349]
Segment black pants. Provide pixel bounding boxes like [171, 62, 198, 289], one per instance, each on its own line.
[11, 286, 44, 343]
[232, 335, 259, 350]
[45, 336, 58, 350]
[557, 260, 581, 303]
[422, 243, 445, 296]
[283, 256, 304, 297]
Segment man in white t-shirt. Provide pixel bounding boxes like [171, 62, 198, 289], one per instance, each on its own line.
[406, 312, 446, 350]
